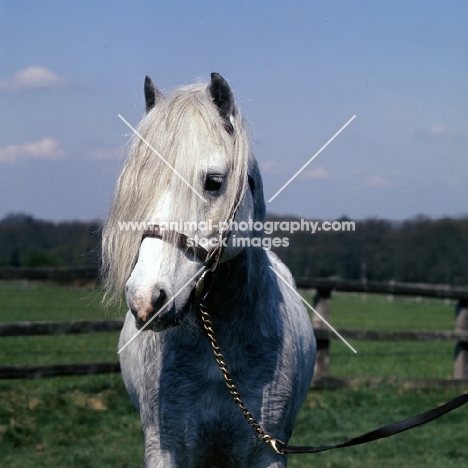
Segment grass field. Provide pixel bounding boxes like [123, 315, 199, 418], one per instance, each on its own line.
[1, 282, 467, 467]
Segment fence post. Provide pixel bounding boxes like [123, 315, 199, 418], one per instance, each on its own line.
[454, 299, 468, 379]
[312, 288, 331, 380]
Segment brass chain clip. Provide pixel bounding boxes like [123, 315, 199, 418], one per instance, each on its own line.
[199, 301, 285, 455]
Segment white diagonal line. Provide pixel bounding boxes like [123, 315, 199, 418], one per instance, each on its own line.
[118, 265, 206, 354]
[269, 266, 357, 353]
[268, 114, 356, 202]
[118, 114, 207, 203]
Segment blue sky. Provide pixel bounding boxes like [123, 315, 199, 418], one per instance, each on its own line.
[0, 0, 467, 221]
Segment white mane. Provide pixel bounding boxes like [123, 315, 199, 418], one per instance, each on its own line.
[101, 81, 252, 305]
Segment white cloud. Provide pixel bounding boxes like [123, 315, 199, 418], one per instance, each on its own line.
[260, 161, 331, 180]
[260, 160, 284, 175]
[0, 138, 65, 162]
[85, 146, 124, 160]
[415, 124, 461, 141]
[364, 175, 391, 187]
[299, 166, 330, 180]
[0, 66, 68, 92]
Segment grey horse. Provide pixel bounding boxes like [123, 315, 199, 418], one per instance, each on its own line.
[102, 73, 316, 467]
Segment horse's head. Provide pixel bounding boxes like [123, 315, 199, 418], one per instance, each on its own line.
[102, 73, 265, 331]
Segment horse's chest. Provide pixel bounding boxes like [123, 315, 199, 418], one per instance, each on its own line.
[154, 331, 276, 422]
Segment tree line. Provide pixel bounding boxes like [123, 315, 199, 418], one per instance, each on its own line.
[1, 213, 467, 285]
[0, 214, 101, 268]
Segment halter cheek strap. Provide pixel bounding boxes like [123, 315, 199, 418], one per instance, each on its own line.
[141, 225, 211, 264]
[140, 224, 228, 303]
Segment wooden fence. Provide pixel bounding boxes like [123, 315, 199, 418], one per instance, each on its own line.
[1, 268, 468, 386]
[294, 278, 468, 382]
[0, 266, 98, 286]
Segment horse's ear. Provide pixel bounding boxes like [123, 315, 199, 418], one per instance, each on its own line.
[209, 72, 235, 134]
[144, 76, 163, 113]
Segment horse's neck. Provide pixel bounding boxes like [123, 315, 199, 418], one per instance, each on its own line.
[207, 247, 271, 321]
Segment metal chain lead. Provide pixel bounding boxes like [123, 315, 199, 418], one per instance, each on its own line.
[199, 302, 285, 455]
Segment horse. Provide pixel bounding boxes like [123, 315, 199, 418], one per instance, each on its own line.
[101, 73, 316, 468]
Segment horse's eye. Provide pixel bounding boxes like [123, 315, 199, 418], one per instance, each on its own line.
[204, 175, 224, 192]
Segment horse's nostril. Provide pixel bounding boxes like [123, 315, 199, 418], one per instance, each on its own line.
[151, 289, 167, 312]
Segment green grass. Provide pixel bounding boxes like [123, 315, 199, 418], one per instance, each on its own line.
[288, 386, 468, 468]
[0, 282, 466, 467]
[300, 289, 455, 331]
[0, 375, 143, 467]
[0, 282, 123, 367]
[0, 281, 120, 322]
[1, 377, 467, 467]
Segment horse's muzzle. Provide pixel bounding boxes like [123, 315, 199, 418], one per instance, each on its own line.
[131, 304, 184, 331]
[128, 285, 183, 331]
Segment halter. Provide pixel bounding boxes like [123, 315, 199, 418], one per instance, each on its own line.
[141, 223, 227, 302]
[141, 225, 218, 266]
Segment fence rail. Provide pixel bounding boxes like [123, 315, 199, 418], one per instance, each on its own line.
[0, 319, 123, 337]
[1, 268, 468, 383]
[2, 267, 468, 299]
[0, 266, 98, 281]
[295, 277, 468, 300]
[1, 319, 468, 343]
[315, 328, 468, 343]
[0, 362, 120, 379]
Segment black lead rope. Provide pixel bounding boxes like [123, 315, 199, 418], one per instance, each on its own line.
[279, 392, 468, 454]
